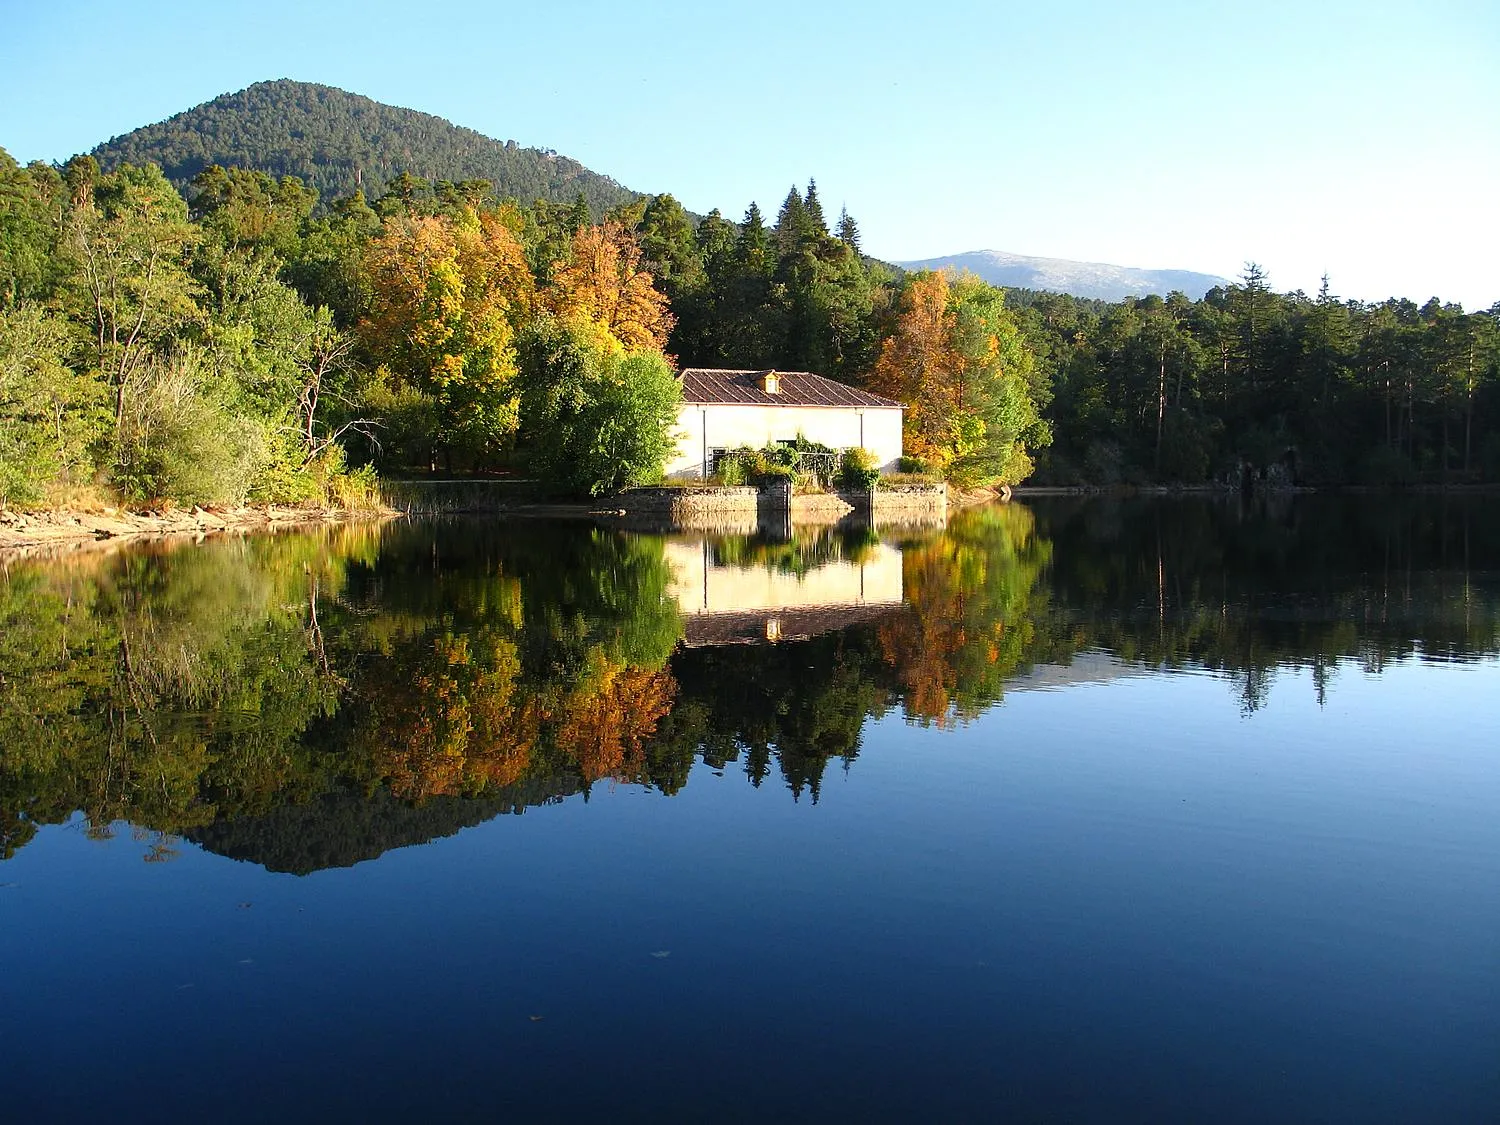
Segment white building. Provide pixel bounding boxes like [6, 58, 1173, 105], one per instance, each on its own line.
[665, 368, 904, 480]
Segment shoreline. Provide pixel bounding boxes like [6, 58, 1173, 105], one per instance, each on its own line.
[9, 480, 1497, 559]
[0, 504, 396, 561]
[1012, 482, 1500, 497]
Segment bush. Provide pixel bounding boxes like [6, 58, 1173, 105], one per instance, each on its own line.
[838, 446, 880, 489]
[715, 446, 761, 486]
[306, 445, 383, 509]
[896, 455, 929, 475]
[113, 350, 262, 505]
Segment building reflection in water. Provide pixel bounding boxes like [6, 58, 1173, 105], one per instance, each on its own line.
[663, 522, 905, 647]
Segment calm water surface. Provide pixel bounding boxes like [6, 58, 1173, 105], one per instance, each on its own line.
[2, 495, 1497, 1123]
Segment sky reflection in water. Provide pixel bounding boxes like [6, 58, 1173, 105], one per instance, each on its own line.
[1, 495, 1497, 1123]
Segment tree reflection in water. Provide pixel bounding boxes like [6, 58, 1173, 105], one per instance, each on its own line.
[1, 494, 1496, 869]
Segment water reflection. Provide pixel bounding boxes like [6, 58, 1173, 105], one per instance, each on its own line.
[1, 495, 1497, 870]
[1034, 493, 1500, 711]
[666, 524, 902, 646]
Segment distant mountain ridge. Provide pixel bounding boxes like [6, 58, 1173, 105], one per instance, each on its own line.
[896, 249, 1232, 301]
[88, 79, 640, 213]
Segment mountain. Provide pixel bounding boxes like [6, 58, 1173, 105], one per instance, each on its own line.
[88, 79, 640, 213]
[895, 249, 1232, 301]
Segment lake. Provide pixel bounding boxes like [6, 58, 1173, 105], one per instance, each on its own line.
[1, 495, 1497, 1123]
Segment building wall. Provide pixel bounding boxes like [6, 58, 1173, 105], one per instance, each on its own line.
[666, 403, 903, 479]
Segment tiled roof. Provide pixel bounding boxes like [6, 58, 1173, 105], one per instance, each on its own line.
[678, 368, 902, 409]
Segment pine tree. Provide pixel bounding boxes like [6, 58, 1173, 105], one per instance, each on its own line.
[637, 193, 703, 296]
[736, 202, 771, 271]
[803, 179, 827, 235]
[774, 186, 806, 255]
[836, 207, 861, 254]
[566, 192, 592, 235]
[695, 209, 735, 273]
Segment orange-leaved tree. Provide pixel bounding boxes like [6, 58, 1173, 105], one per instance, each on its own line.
[869, 271, 962, 471]
[868, 271, 1049, 487]
[553, 651, 677, 784]
[546, 220, 674, 354]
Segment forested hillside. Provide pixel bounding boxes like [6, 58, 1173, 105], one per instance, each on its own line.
[2, 79, 1497, 512]
[89, 80, 639, 215]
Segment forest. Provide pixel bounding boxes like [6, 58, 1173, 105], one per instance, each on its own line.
[2, 142, 1498, 510]
[89, 79, 640, 216]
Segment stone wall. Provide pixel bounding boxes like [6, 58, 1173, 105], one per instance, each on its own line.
[864, 482, 947, 515]
[613, 481, 946, 530]
[616, 486, 761, 519]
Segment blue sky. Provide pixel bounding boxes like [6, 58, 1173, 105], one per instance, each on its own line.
[2, 0, 1496, 308]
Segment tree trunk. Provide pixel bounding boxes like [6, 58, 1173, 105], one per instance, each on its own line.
[1464, 348, 1475, 475]
[1155, 340, 1166, 474]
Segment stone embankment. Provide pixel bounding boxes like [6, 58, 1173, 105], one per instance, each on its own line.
[864, 481, 950, 513]
[0, 505, 390, 560]
[605, 481, 948, 530]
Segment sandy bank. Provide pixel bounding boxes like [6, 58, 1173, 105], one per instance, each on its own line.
[0, 504, 395, 561]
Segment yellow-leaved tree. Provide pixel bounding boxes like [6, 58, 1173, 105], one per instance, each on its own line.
[869, 271, 1049, 487]
[546, 220, 675, 354]
[360, 208, 533, 467]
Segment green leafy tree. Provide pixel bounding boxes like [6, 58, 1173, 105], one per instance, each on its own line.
[189, 165, 317, 260]
[0, 304, 107, 505]
[63, 160, 202, 437]
[0, 150, 67, 306]
[516, 314, 683, 496]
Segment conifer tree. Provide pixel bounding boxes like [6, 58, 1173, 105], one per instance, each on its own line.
[736, 202, 771, 271]
[566, 192, 592, 234]
[774, 186, 807, 255]
[836, 207, 861, 254]
[803, 179, 827, 235]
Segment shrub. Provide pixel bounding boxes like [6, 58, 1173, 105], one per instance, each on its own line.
[113, 350, 263, 505]
[838, 446, 880, 489]
[716, 447, 757, 486]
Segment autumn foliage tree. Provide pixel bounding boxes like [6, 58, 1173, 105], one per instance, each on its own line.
[516, 219, 683, 496]
[546, 219, 674, 354]
[358, 626, 545, 802]
[870, 272, 954, 467]
[359, 208, 533, 466]
[869, 271, 1049, 487]
[878, 503, 1051, 725]
[554, 653, 678, 784]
